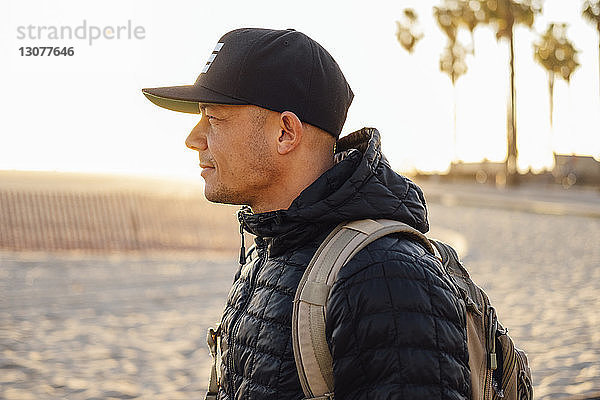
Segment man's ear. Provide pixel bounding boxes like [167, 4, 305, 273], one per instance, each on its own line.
[277, 111, 303, 155]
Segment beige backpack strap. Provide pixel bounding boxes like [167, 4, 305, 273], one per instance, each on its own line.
[292, 219, 433, 399]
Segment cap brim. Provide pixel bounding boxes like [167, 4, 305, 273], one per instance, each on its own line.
[142, 85, 247, 114]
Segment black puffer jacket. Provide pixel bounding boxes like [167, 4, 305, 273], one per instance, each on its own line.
[217, 128, 470, 400]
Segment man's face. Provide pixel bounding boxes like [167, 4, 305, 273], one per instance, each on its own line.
[185, 104, 279, 206]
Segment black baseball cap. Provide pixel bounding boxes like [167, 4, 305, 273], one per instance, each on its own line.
[142, 28, 354, 138]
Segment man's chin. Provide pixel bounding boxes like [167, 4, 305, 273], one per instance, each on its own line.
[203, 186, 243, 206]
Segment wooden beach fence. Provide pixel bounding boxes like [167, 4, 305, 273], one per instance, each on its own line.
[0, 184, 240, 253]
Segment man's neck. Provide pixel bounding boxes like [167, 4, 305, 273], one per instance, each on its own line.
[250, 158, 334, 214]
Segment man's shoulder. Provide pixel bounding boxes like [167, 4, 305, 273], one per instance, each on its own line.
[326, 231, 464, 333]
[334, 232, 440, 283]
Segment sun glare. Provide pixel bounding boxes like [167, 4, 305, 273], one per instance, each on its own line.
[1, 0, 598, 177]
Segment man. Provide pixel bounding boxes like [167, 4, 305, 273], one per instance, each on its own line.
[143, 28, 470, 400]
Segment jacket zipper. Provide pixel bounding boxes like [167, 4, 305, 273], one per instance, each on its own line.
[483, 304, 495, 400]
[225, 246, 266, 398]
[496, 325, 512, 399]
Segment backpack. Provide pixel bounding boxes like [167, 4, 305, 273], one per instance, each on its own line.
[292, 218, 533, 400]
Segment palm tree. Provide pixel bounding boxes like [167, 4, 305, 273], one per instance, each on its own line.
[435, 1, 482, 53]
[457, 0, 480, 53]
[441, 40, 468, 161]
[396, 9, 423, 54]
[440, 40, 468, 86]
[583, 1, 600, 102]
[533, 23, 580, 132]
[477, 0, 542, 185]
[434, 5, 459, 42]
[435, 4, 469, 161]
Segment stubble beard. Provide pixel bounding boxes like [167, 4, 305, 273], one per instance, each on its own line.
[203, 109, 277, 207]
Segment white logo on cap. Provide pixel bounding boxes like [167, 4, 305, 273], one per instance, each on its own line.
[201, 42, 224, 74]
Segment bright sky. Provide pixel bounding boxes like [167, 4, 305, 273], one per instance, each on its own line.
[1, 0, 598, 179]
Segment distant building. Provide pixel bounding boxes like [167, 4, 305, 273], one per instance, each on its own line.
[447, 159, 505, 185]
[415, 155, 600, 188]
[553, 154, 600, 186]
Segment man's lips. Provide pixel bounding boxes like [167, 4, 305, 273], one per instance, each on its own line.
[200, 163, 215, 177]
[199, 158, 215, 168]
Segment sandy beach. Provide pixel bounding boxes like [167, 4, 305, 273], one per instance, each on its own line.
[1, 172, 599, 399]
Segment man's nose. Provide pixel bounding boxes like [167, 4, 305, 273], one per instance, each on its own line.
[185, 119, 208, 151]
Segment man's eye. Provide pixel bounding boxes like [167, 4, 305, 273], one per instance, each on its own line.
[200, 107, 216, 120]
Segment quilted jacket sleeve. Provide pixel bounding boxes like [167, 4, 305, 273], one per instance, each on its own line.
[325, 235, 471, 400]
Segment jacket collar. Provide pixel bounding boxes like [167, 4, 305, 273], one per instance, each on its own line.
[238, 127, 429, 257]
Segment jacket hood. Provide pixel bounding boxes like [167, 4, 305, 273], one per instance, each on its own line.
[238, 127, 429, 256]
